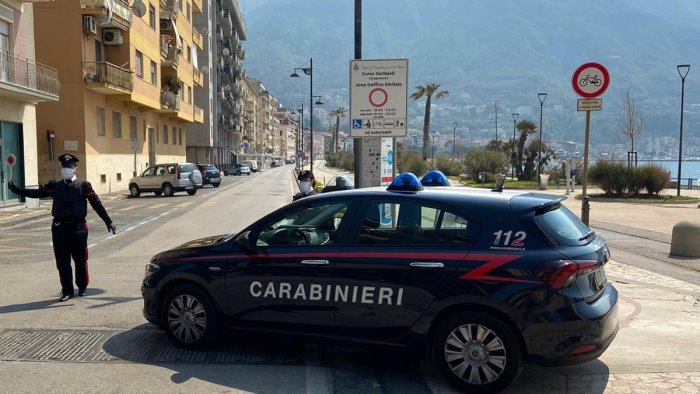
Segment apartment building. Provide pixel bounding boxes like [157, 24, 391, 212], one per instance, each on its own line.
[275, 108, 297, 161]
[187, 0, 246, 167]
[1, 2, 59, 207]
[33, 0, 204, 194]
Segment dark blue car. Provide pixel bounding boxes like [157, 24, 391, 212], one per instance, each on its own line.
[141, 173, 617, 393]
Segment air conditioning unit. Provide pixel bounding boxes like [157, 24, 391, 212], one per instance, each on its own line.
[103, 29, 123, 45]
[160, 19, 173, 31]
[83, 15, 97, 35]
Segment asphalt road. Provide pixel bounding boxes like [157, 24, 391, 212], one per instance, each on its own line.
[0, 165, 699, 393]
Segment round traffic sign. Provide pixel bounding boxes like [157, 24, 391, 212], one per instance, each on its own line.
[6, 153, 16, 167]
[368, 88, 388, 108]
[572, 62, 610, 98]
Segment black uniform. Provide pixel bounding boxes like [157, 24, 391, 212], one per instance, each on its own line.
[9, 154, 115, 301]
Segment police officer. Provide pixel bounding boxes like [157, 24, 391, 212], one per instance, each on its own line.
[293, 170, 317, 201]
[8, 153, 117, 302]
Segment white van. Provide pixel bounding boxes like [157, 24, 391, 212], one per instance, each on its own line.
[241, 159, 258, 172]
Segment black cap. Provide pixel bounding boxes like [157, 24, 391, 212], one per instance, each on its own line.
[58, 153, 79, 168]
[298, 170, 315, 181]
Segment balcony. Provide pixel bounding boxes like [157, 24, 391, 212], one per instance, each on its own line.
[82, 62, 133, 94]
[159, 90, 181, 112]
[161, 46, 180, 68]
[192, 26, 204, 50]
[0, 52, 60, 103]
[193, 68, 204, 87]
[221, 9, 232, 37]
[192, 0, 202, 13]
[160, 0, 179, 19]
[81, 0, 132, 31]
[194, 105, 204, 123]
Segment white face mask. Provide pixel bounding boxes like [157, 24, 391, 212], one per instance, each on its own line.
[61, 168, 75, 180]
[300, 181, 313, 194]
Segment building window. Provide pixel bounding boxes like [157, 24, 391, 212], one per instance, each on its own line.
[130, 115, 137, 140]
[150, 61, 157, 85]
[186, 2, 191, 20]
[100, 174, 106, 183]
[148, 4, 156, 29]
[178, 0, 183, 11]
[172, 128, 176, 145]
[186, 46, 191, 62]
[135, 50, 144, 79]
[113, 111, 122, 139]
[187, 86, 192, 104]
[97, 107, 105, 137]
[179, 128, 183, 145]
[163, 124, 168, 144]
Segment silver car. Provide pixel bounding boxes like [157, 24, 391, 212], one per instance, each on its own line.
[128, 163, 203, 197]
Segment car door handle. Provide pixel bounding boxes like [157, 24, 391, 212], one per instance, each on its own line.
[410, 262, 444, 268]
[301, 260, 330, 265]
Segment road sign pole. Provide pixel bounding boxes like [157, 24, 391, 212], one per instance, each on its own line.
[581, 110, 591, 226]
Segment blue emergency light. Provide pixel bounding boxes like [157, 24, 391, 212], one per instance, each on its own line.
[420, 170, 451, 187]
[387, 172, 424, 192]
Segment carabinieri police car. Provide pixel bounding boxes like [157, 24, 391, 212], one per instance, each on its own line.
[141, 172, 618, 393]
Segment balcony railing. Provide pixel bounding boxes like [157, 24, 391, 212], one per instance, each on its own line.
[0, 51, 60, 98]
[80, 0, 132, 30]
[194, 105, 204, 123]
[161, 46, 180, 67]
[82, 61, 133, 92]
[161, 0, 179, 18]
[160, 36, 170, 57]
[193, 68, 204, 87]
[192, 26, 203, 50]
[160, 90, 181, 110]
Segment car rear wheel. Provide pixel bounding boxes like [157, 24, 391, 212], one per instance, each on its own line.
[162, 183, 174, 197]
[187, 189, 197, 195]
[213, 182, 220, 187]
[161, 284, 219, 350]
[433, 311, 522, 394]
[129, 184, 140, 198]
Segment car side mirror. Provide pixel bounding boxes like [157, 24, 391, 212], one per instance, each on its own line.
[236, 231, 256, 251]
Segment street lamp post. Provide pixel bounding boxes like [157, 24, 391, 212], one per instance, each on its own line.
[537, 92, 547, 180]
[494, 100, 498, 141]
[511, 113, 519, 180]
[292, 105, 304, 170]
[676, 64, 690, 197]
[451, 122, 458, 159]
[291, 58, 323, 172]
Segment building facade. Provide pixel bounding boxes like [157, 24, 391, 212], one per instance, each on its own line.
[187, 0, 246, 168]
[1, 1, 60, 207]
[33, 0, 204, 194]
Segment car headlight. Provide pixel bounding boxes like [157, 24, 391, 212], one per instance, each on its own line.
[144, 261, 160, 279]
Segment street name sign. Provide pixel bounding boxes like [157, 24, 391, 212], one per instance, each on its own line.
[350, 59, 408, 138]
[577, 99, 602, 111]
[572, 62, 610, 98]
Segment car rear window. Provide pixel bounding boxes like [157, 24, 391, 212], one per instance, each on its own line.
[203, 165, 217, 170]
[533, 203, 592, 246]
[180, 164, 196, 172]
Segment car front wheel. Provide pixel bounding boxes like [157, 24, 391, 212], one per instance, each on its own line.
[433, 311, 522, 394]
[213, 182, 220, 187]
[129, 184, 140, 198]
[187, 189, 197, 195]
[161, 285, 219, 350]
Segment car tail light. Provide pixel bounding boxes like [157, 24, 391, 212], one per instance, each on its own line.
[537, 260, 600, 289]
[569, 344, 597, 355]
[176, 166, 181, 178]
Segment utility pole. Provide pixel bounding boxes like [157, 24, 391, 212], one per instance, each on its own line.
[494, 100, 498, 141]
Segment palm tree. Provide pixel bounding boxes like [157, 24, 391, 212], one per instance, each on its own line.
[328, 107, 347, 153]
[410, 83, 449, 160]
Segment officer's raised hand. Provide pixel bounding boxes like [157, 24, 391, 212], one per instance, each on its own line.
[107, 222, 117, 234]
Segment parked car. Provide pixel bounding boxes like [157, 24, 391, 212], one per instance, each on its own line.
[128, 163, 202, 197]
[222, 163, 251, 176]
[141, 172, 618, 393]
[196, 163, 221, 187]
[241, 159, 258, 172]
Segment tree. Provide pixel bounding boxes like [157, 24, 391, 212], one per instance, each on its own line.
[617, 87, 643, 162]
[410, 83, 449, 160]
[328, 107, 347, 153]
[515, 120, 537, 179]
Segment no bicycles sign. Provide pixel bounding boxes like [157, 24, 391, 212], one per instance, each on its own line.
[572, 62, 610, 98]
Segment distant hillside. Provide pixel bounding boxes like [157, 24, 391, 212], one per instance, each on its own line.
[241, 0, 700, 147]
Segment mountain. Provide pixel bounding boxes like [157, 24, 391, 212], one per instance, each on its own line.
[240, 0, 700, 148]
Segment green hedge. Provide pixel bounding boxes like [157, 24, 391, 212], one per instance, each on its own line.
[588, 161, 669, 196]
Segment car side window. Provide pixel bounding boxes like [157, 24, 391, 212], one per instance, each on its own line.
[256, 201, 350, 247]
[167, 165, 176, 174]
[143, 167, 156, 177]
[357, 200, 472, 246]
[156, 166, 165, 176]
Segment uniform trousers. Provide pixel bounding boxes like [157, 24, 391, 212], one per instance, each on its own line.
[51, 221, 89, 296]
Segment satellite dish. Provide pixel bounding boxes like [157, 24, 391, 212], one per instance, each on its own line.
[132, 0, 146, 18]
[200, 65, 209, 74]
[222, 47, 230, 56]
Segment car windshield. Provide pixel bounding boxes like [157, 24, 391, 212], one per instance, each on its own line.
[203, 165, 217, 170]
[533, 203, 592, 246]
